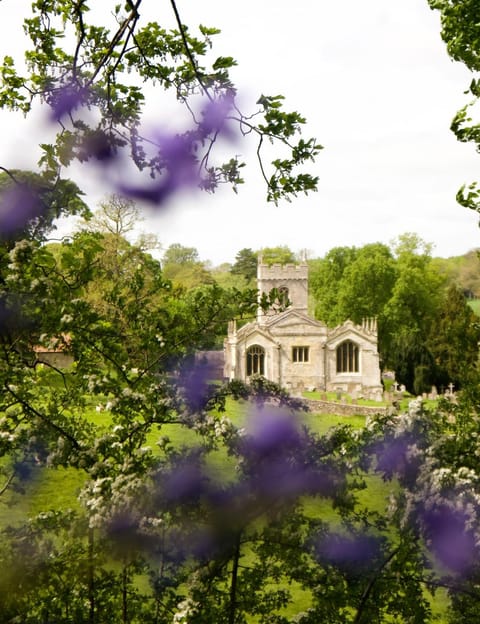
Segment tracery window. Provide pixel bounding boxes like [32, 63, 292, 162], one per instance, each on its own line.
[278, 286, 289, 305]
[292, 346, 309, 362]
[336, 340, 359, 373]
[246, 345, 265, 376]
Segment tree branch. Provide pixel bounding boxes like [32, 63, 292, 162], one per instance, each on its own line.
[169, 0, 213, 101]
[353, 547, 400, 624]
[4, 382, 81, 450]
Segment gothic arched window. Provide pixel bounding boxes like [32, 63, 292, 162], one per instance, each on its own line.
[336, 340, 359, 373]
[246, 345, 265, 376]
[278, 286, 289, 306]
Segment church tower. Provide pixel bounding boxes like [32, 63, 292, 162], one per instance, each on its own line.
[257, 261, 309, 323]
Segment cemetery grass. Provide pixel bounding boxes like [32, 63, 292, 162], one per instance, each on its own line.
[0, 399, 449, 622]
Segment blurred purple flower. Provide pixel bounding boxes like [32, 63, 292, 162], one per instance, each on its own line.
[372, 434, 422, 487]
[249, 456, 336, 504]
[160, 455, 210, 506]
[242, 410, 340, 502]
[374, 436, 410, 477]
[0, 183, 43, 237]
[118, 133, 200, 205]
[314, 533, 383, 572]
[199, 94, 236, 139]
[80, 130, 118, 163]
[246, 410, 303, 456]
[106, 509, 161, 560]
[178, 359, 217, 413]
[48, 84, 90, 121]
[422, 505, 475, 572]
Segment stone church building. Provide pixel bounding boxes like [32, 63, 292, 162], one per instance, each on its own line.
[224, 261, 383, 400]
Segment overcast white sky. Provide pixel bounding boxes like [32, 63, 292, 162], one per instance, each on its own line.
[0, 0, 479, 264]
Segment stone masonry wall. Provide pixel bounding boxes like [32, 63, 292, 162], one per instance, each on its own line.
[303, 398, 388, 417]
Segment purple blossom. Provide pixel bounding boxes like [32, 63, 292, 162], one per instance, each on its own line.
[199, 94, 236, 139]
[314, 533, 383, 572]
[0, 183, 43, 237]
[422, 505, 476, 572]
[178, 359, 217, 413]
[118, 133, 200, 205]
[106, 510, 162, 559]
[80, 130, 118, 163]
[119, 97, 237, 205]
[48, 84, 90, 121]
[374, 436, 410, 477]
[372, 434, 421, 487]
[162, 460, 208, 504]
[246, 410, 303, 456]
[241, 410, 340, 502]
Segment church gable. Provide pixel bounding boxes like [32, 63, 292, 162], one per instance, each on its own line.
[327, 319, 378, 349]
[265, 309, 326, 333]
[237, 324, 279, 347]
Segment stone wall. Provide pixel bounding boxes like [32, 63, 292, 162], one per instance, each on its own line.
[303, 398, 388, 417]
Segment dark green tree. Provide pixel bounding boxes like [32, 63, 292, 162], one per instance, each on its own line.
[310, 246, 358, 326]
[428, 284, 480, 388]
[336, 243, 397, 324]
[230, 248, 258, 283]
[380, 234, 445, 390]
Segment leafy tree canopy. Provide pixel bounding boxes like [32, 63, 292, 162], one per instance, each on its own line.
[429, 0, 480, 216]
[162, 243, 200, 266]
[428, 284, 480, 388]
[230, 247, 258, 282]
[259, 245, 297, 266]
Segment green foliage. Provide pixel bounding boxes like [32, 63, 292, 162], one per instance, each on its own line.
[336, 243, 396, 324]
[308, 234, 470, 392]
[0, 1, 321, 204]
[310, 246, 358, 326]
[0, 169, 89, 246]
[230, 247, 258, 283]
[162, 243, 200, 266]
[260, 245, 297, 266]
[162, 243, 214, 289]
[431, 249, 480, 298]
[429, 0, 480, 216]
[428, 284, 480, 388]
[0, 221, 452, 622]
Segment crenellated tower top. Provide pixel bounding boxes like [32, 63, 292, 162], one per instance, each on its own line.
[257, 261, 309, 322]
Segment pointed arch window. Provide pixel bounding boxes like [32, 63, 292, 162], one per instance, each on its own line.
[278, 286, 289, 306]
[336, 340, 359, 373]
[246, 345, 265, 376]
